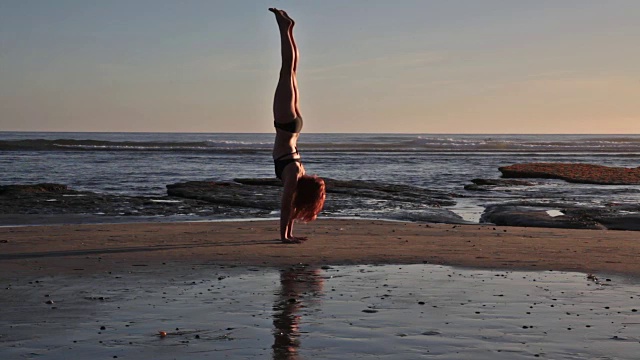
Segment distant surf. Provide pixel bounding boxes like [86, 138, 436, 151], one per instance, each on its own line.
[2, 133, 640, 153]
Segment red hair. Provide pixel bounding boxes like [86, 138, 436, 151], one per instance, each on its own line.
[292, 175, 325, 222]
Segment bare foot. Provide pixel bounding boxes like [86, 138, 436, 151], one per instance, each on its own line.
[269, 8, 295, 28]
[279, 9, 295, 24]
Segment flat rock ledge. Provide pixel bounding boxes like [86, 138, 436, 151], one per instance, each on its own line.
[0, 183, 249, 221]
[500, 163, 640, 185]
[0, 179, 467, 225]
[167, 178, 466, 224]
[481, 202, 640, 231]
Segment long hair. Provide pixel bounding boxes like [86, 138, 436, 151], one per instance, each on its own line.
[292, 175, 326, 222]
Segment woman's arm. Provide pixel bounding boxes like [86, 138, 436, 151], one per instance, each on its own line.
[279, 177, 296, 241]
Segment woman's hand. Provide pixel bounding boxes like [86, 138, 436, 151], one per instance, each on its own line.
[281, 236, 308, 244]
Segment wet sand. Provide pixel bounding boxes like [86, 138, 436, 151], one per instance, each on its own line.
[2, 220, 640, 359]
[2, 264, 640, 359]
[1, 219, 640, 277]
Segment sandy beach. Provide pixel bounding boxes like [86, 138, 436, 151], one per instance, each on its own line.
[1, 219, 639, 277]
[3, 220, 640, 359]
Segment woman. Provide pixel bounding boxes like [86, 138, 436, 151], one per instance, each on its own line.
[269, 8, 325, 244]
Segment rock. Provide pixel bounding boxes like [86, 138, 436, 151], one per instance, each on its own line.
[499, 163, 640, 185]
[464, 178, 537, 191]
[563, 207, 640, 231]
[463, 184, 486, 191]
[234, 178, 457, 207]
[471, 178, 536, 186]
[480, 204, 604, 230]
[481, 202, 640, 231]
[167, 178, 467, 224]
[322, 178, 456, 207]
[0, 182, 260, 224]
[167, 181, 280, 210]
[0, 178, 464, 225]
[0, 183, 70, 195]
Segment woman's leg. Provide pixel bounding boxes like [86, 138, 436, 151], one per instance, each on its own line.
[269, 8, 300, 121]
[288, 14, 301, 118]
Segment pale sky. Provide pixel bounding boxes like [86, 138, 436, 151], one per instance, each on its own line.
[1, 0, 639, 133]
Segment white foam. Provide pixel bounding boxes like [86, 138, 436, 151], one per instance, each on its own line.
[546, 210, 565, 217]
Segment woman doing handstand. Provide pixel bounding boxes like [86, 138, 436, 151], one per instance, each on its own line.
[269, 8, 325, 244]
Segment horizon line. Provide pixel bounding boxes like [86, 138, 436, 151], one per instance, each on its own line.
[2, 130, 640, 136]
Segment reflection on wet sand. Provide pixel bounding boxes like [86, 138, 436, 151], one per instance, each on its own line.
[272, 265, 324, 360]
[4, 265, 640, 359]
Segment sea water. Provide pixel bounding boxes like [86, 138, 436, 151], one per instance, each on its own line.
[1, 132, 640, 222]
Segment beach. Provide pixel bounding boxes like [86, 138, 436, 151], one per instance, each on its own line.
[2, 134, 640, 358]
[4, 1, 640, 356]
[2, 219, 640, 276]
[2, 219, 640, 359]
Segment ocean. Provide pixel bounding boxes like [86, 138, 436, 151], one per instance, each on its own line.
[1, 132, 639, 222]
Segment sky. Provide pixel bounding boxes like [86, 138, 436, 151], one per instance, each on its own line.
[1, 0, 639, 134]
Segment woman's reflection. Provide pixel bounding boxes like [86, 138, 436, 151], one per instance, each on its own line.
[272, 265, 324, 360]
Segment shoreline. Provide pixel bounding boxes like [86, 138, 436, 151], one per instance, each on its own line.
[2, 219, 639, 279]
[0, 215, 425, 230]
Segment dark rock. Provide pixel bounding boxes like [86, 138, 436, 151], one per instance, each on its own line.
[167, 181, 280, 210]
[463, 184, 487, 191]
[481, 204, 603, 230]
[167, 178, 467, 224]
[481, 202, 640, 231]
[500, 163, 640, 185]
[563, 207, 640, 231]
[464, 178, 537, 191]
[471, 178, 536, 187]
[0, 183, 70, 195]
[234, 177, 456, 207]
[0, 182, 264, 225]
[324, 178, 456, 206]
[1, 178, 464, 225]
